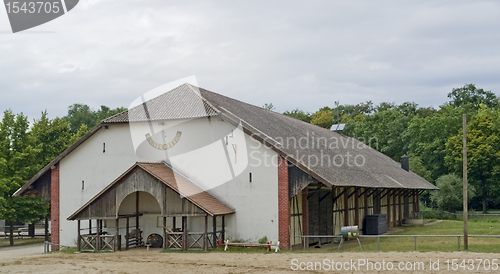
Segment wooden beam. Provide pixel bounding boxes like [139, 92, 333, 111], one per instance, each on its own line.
[354, 188, 359, 226]
[126, 217, 129, 250]
[135, 192, 139, 229]
[212, 216, 217, 248]
[393, 191, 397, 227]
[398, 190, 403, 226]
[77, 220, 81, 251]
[222, 215, 225, 241]
[332, 188, 348, 203]
[344, 187, 349, 226]
[348, 187, 359, 198]
[318, 189, 332, 203]
[182, 216, 188, 251]
[96, 219, 101, 251]
[364, 188, 369, 218]
[367, 188, 377, 198]
[44, 216, 49, 242]
[387, 192, 391, 228]
[358, 187, 370, 198]
[307, 184, 322, 199]
[163, 217, 166, 249]
[116, 218, 120, 251]
[380, 189, 391, 199]
[204, 215, 208, 251]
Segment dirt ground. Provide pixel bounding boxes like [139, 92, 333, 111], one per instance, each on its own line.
[1, 247, 499, 273]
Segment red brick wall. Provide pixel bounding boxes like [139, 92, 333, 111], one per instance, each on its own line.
[277, 157, 290, 249]
[50, 163, 60, 251]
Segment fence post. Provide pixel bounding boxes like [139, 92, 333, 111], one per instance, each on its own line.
[414, 236, 417, 250]
[457, 236, 460, 250]
[303, 237, 306, 250]
[377, 236, 380, 251]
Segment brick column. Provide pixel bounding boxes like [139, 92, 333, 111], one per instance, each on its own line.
[50, 163, 60, 251]
[301, 188, 308, 247]
[277, 157, 290, 249]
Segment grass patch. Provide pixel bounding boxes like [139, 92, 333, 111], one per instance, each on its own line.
[337, 219, 500, 253]
[0, 237, 45, 248]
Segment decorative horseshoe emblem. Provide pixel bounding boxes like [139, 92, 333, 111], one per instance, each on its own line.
[145, 131, 182, 150]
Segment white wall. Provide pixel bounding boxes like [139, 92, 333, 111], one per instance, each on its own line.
[58, 117, 279, 246]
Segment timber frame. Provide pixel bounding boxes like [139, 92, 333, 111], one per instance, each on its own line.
[69, 162, 234, 251]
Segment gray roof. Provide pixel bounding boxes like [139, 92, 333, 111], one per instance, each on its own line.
[16, 83, 436, 197]
[198, 86, 437, 190]
[103, 84, 219, 123]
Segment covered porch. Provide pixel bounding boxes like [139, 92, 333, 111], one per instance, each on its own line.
[68, 162, 234, 251]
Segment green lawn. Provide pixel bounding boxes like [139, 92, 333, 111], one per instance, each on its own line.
[338, 219, 500, 253]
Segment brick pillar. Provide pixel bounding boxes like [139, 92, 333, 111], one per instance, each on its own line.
[277, 157, 290, 249]
[50, 163, 60, 251]
[301, 188, 308, 247]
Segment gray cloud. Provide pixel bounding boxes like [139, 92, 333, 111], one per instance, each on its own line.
[1, 0, 500, 120]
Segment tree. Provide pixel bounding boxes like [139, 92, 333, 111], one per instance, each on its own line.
[404, 104, 466, 180]
[447, 83, 499, 110]
[430, 174, 475, 212]
[445, 105, 500, 213]
[262, 103, 275, 111]
[29, 111, 73, 167]
[67, 103, 95, 134]
[66, 104, 126, 134]
[283, 108, 311, 123]
[310, 107, 334, 129]
[0, 110, 49, 246]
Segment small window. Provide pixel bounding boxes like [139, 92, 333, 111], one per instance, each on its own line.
[249, 172, 252, 183]
[103, 143, 106, 153]
[82, 180, 85, 190]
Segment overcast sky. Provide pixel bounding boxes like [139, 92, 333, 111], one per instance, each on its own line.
[1, 0, 500, 121]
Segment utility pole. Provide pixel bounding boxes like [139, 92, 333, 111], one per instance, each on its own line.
[463, 114, 468, 250]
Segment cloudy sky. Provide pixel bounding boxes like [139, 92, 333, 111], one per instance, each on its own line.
[1, 0, 500, 120]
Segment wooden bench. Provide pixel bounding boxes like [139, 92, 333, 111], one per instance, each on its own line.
[222, 239, 280, 252]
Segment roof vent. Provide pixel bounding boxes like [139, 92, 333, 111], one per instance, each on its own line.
[401, 155, 409, 172]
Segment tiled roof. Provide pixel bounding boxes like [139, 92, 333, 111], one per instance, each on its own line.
[67, 162, 234, 220]
[199, 87, 438, 190]
[138, 162, 234, 216]
[103, 84, 219, 123]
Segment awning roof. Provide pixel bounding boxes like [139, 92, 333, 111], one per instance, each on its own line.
[68, 162, 234, 220]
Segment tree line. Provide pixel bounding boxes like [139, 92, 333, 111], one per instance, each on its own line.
[0, 104, 124, 245]
[282, 84, 500, 213]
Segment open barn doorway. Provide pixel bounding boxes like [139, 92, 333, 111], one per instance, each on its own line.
[116, 191, 163, 250]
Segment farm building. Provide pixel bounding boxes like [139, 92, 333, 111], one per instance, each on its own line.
[15, 83, 437, 251]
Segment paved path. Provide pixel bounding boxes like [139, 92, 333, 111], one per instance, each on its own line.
[424, 219, 443, 226]
[0, 243, 45, 259]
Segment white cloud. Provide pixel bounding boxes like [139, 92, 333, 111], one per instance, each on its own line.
[0, 0, 500, 120]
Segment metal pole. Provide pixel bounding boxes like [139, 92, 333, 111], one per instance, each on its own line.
[414, 236, 417, 250]
[463, 114, 468, 250]
[377, 236, 380, 251]
[457, 236, 460, 251]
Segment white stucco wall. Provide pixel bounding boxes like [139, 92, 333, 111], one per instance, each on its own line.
[58, 117, 279, 246]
